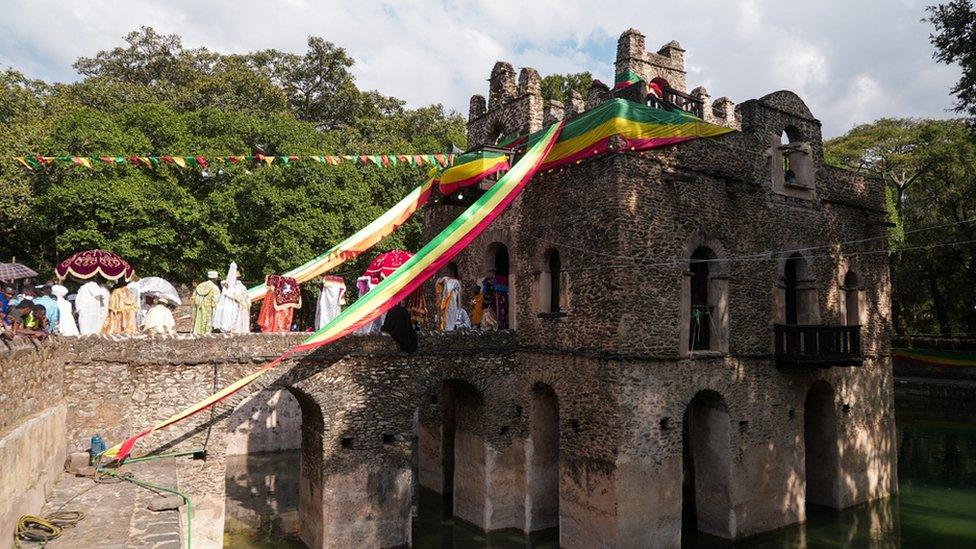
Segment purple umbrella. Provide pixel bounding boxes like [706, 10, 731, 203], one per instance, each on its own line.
[0, 262, 38, 282]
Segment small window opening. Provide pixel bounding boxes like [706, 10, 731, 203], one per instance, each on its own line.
[689, 247, 713, 350]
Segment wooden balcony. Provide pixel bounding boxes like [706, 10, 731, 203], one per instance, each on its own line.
[774, 324, 862, 368]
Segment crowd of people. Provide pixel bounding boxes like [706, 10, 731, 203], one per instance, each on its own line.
[0, 259, 511, 347]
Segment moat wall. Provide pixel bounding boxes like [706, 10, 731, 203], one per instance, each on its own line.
[0, 332, 897, 549]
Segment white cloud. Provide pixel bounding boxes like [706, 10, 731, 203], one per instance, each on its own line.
[0, 0, 963, 137]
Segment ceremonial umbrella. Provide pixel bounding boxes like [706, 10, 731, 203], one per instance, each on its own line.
[0, 262, 38, 282]
[136, 276, 182, 306]
[55, 249, 135, 282]
[362, 249, 413, 284]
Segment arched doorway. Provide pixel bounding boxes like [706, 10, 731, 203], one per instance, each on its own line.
[805, 381, 840, 508]
[486, 243, 511, 329]
[682, 390, 733, 540]
[223, 386, 318, 547]
[526, 383, 560, 533]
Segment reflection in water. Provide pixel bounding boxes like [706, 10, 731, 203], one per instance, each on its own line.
[224, 400, 976, 548]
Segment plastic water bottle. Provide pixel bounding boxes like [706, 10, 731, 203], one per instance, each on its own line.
[90, 434, 106, 463]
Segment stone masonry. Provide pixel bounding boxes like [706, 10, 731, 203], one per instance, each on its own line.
[2, 27, 896, 549]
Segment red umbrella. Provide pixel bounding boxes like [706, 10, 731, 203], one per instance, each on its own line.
[55, 249, 135, 282]
[362, 249, 412, 284]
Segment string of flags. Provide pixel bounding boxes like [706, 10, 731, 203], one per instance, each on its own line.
[12, 153, 456, 171]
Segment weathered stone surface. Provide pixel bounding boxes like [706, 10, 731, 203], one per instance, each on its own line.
[148, 495, 185, 511]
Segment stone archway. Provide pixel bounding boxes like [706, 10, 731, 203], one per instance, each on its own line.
[220, 379, 326, 549]
[805, 380, 841, 508]
[525, 382, 559, 533]
[223, 387, 303, 543]
[682, 389, 733, 539]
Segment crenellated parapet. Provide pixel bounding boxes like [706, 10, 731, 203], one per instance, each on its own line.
[467, 62, 545, 147]
[615, 28, 687, 92]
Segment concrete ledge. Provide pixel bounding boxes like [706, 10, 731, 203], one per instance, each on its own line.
[0, 404, 67, 544]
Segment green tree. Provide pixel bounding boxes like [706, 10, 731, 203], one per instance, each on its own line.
[927, 1, 976, 122]
[826, 118, 976, 335]
[0, 27, 466, 295]
[540, 72, 593, 103]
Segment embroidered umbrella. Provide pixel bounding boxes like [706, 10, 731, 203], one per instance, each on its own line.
[55, 249, 135, 282]
[0, 262, 38, 282]
[362, 249, 413, 284]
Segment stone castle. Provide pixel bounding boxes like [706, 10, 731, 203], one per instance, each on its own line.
[0, 28, 896, 549]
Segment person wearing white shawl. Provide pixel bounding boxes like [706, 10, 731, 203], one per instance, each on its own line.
[436, 276, 464, 331]
[212, 262, 251, 334]
[315, 276, 346, 330]
[353, 276, 384, 335]
[51, 285, 79, 336]
[76, 280, 110, 334]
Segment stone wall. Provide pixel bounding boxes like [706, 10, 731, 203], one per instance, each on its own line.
[0, 338, 67, 544]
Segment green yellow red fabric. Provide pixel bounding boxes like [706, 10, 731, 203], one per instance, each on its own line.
[437, 150, 510, 194]
[614, 70, 644, 90]
[892, 348, 976, 368]
[248, 171, 437, 302]
[105, 98, 735, 462]
[104, 122, 564, 462]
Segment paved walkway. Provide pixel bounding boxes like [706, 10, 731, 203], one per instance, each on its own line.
[20, 459, 183, 549]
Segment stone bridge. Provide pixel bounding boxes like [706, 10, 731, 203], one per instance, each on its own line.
[2, 330, 895, 548]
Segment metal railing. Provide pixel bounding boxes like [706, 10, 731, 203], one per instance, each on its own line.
[774, 324, 862, 368]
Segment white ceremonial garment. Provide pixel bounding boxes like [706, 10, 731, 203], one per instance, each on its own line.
[353, 276, 384, 335]
[438, 277, 463, 331]
[142, 304, 176, 335]
[52, 291, 79, 336]
[212, 262, 251, 334]
[76, 281, 109, 334]
[127, 282, 145, 326]
[315, 283, 345, 330]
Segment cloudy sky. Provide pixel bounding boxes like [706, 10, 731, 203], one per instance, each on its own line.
[0, 0, 963, 137]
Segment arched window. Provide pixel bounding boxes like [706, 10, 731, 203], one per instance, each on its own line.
[689, 248, 712, 350]
[772, 126, 813, 196]
[681, 241, 729, 355]
[782, 252, 817, 325]
[538, 249, 562, 314]
[843, 270, 860, 326]
[486, 243, 511, 329]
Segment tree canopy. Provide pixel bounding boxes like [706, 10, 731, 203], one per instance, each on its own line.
[826, 118, 976, 335]
[540, 72, 593, 103]
[0, 27, 465, 289]
[927, 0, 976, 123]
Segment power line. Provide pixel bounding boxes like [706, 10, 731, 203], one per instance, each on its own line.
[514, 216, 976, 268]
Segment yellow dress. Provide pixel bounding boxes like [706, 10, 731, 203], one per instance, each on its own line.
[102, 287, 138, 334]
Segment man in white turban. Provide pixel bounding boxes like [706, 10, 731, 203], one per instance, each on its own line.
[51, 285, 79, 336]
[75, 280, 110, 334]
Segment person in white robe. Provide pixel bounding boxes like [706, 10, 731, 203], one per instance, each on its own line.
[315, 277, 346, 330]
[127, 280, 145, 327]
[142, 297, 176, 335]
[51, 284, 79, 336]
[212, 262, 251, 334]
[436, 276, 464, 331]
[76, 280, 110, 334]
[353, 276, 385, 335]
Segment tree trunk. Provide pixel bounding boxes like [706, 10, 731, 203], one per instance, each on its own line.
[927, 269, 951, 336]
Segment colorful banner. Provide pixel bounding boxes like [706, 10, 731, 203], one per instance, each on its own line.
[893, 348, 976, 368]
[248, 170, 438, 302]
[505, 98, 732, 172]
[12, 153, 455, 171]
[105, 121, 565, 462]
[613, 70, 644, 90]
[437, 150, 511, 195]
